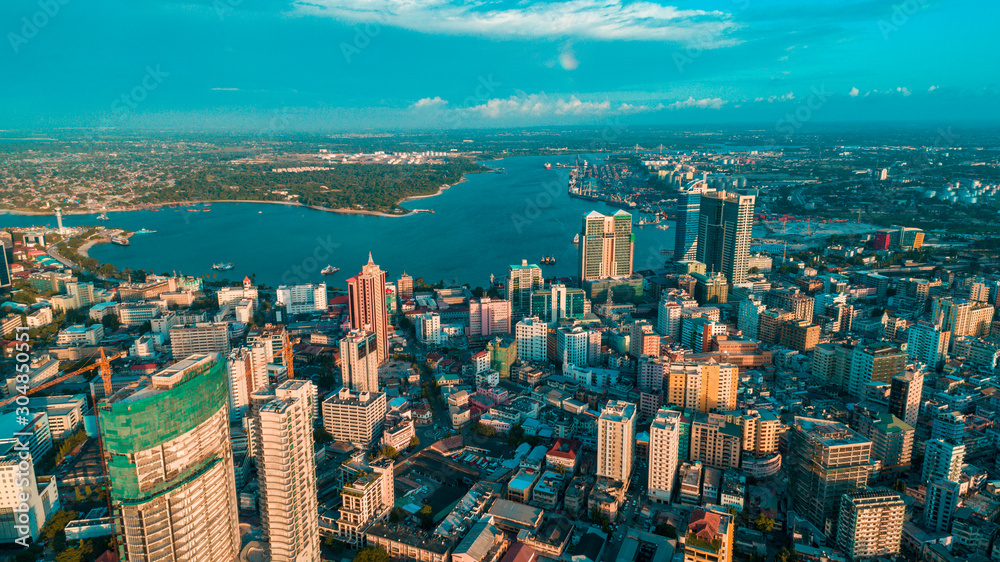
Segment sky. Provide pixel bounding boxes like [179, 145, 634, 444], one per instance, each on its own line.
[1, 0, 998, 132]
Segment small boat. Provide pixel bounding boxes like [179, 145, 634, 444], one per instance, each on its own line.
[96, 213, 109, 220]
[656, 225, 669, 230]
[321, 265, 340, 275]
[540, 256, 556, 265]
[111, 236, 129, 246]
[134, 229, 156, 234]
[544, 162, 552, 170]
[212, 262, 234, 271]
[573, 233, 580, 245]
[258, 211, 263, 214]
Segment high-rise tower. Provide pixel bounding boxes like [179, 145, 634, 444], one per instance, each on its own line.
[580, 210, 634, 281]
[696, 191, 755, 284]
[348, 253, 389, 364]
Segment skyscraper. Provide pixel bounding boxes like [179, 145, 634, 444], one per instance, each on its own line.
[788, 417, 871, 535]
[100, 353, 240, 561]
[226, 344, 269, 421]
[836, 489, 905, 560]
[922, 439, 965, 483]
[348, 253, 389, 364]
[397, 272, 413, 300]
[507, 260, 543, 318]
[580, 210, 634, 281]
[254, 379, 320, 561]
[648, 408, 682, 504]
[696, 191, 755, 285]
[923, 478, 960, 533]
[321, 387, 387, 449]
[514, 317, 548, 362]
[339, 330, 380, 393]
[530, 284, 587, 323]
[597, 400, 637, 483]
[674, 188, 706, 262]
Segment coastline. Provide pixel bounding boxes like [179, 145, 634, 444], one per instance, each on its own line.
[78, 239, 103, 259]
[0, 169, 488, 219]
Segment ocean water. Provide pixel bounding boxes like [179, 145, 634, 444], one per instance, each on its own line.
[2, 154, 675, 288]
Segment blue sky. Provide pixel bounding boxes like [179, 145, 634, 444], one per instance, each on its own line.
[2, 0, 998, 131]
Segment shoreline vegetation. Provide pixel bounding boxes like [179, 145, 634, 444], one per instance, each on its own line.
[0, 159, 488, 217]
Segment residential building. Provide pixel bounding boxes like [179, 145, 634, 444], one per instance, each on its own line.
[847, 344, 905, 399]
[888, 366, 924, 427]
[737, 295, 764, 340]
[469, 298, 512, 346]
[276, 282, 327, 314]
[321, 387, 387, 449]
[336, 459, 395, 546]
[854, 410, 913, 472]
[530, 284, 587, 323]
[515, 317, 548, 362]
[169, 322, 231, 358]
[597, 401, 637, 483]
[788, 417, 872, 536]
[649, 408, 682, 504]
[226, 345, 269, 421]
[836, 489, 904, 560]
[922, 439, 964, 484]
[665, 362, 738, 413]
[254, 379, 320, 561]
[675, 187, 706, 263]
[340, 330, 380, 393]
[907, 321, 950, 369]
[923, 479, 960, 533]
[0, 446, 59, 544]
[684, 508, 734, 562]
[689, 413, 742, 470]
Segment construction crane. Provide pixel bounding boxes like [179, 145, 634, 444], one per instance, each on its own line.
[271, 329, 295, 380]
[0, 348, 125, 409]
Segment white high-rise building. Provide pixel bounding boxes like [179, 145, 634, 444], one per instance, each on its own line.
[906, 321, 950, 369]
[339, 330, 380, 393]
[276, 282, 328, 314]
[738, 295, 765, 340]
[922, 439, 965, 484]
[836, 489, 904, 560]
[469, 298, 512, 345]
[657, 299, 682, 339]
[335, 458, 395, 546]
[648, 408, 681, 504]
[226, 345, 269, 421]
[507, 260, 543, 318]
[0, 448, 59, 544]
[321, 388, 387, 449]
[639, 356, 670, 390]
[254, 380, 320, 561]
[555, 325, 600, 367]
[597, 400, 637, 483]
[581, 210, 634, 280]
[515, 316, 548, 362]
[417, 312, 443, 345]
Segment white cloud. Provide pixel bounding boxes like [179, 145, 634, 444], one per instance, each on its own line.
[211, 87, 241, 91]
[928, 85, 939, 92]
[752, 92, 794, 103]
[896, 86, 911, 97]
[294, 0, 739, 47]
[667, 96, 727, 110]
[559, 44, 579, 71]
[848, 87, 859, 97]
[411, 96, 448, 109]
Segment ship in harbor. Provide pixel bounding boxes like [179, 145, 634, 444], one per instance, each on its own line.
[96, 213, 109, 220]
[321, 265, 340, 275]
[544, 162, 552, 170]
[111, 236, 129, 246]
[133, 229, 156, 234]
[212, 262, 234, 271]
[540, 256, 556, 265]
[573, 233, 580, 245]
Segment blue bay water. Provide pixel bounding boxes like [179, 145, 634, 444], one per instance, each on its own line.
[2, 154, 675, 288]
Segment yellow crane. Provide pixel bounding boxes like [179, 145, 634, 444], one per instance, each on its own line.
[0, 348, 125, 409]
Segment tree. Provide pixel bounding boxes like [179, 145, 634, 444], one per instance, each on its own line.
[409, 435, 420, 448]
[419, 504, 435, 529]
[653, 523, 677, 538]
[354, 546, 391, 562]
[753, 513, 775, 532]
[380, 445, 399, 460]
[314, 427, 333, 446]
[775, 547, 798, 562]
[748, 266, 760, 274]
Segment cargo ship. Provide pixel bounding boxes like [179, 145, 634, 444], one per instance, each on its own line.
[212, 262, 234, 271]
[111, 236, 129, 246]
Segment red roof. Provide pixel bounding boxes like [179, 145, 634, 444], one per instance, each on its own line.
[130, 363, 159, 371]
[500, 543, 539, 562]
[688, 509, 722, 541]
[330, 295, 349, 305]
